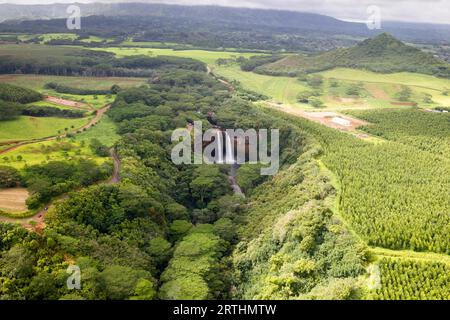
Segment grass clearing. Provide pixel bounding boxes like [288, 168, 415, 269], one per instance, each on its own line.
[75, 115, 119, 147]
[93, 47, 257, 65]
[0, 74, 147, 91]
[214, 64, 310, 106]
[0, 140, 108, 169]
[0, 116, 90, 142]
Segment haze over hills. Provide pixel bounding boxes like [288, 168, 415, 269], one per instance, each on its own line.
[0, 2, 449, 45]
[257, 33, 450, 77]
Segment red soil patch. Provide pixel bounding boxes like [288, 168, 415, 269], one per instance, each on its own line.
[266, 102, 369, 138]
[45, 96, 92, 110]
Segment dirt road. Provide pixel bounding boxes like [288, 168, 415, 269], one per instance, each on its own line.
[0, 103, 115, 231]
[0, 104, 111, 155]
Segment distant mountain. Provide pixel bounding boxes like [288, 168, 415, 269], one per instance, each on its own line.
[0, 2, 368, 34]
[0, 2, 449, 45]
[256, 33, 450, 77]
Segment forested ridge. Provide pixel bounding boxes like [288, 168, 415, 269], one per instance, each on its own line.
[256, 34, 450, 78]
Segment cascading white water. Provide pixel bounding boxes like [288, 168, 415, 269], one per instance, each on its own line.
[225, 132, 234, 164]
[216, 130, 223, 164]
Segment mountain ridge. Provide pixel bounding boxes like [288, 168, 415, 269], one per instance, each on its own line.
[0, 3, 449, 44]
[255, 33, 450, 78]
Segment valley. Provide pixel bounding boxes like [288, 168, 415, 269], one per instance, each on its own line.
[0, 2, 449, 302]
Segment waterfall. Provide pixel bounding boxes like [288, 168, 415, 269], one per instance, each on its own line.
[216, 131, 223, 164]
[225, 132, 235, 164]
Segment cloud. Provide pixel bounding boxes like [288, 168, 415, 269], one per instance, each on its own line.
[1, 0, 449, 24]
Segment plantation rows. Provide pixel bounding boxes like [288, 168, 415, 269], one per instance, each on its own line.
[348, 109, 450, 157]
[370, 258, 450, 300]
[268, 109, 450, 254]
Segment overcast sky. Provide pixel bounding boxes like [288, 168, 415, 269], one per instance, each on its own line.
[1, 0, 449, 24]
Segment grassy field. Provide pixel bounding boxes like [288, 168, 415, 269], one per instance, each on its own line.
[93, 39, 448, 111]
[0, 116, 90, 142]
[0, 140, 108, 169]
[94, 47, 257, 65]
[214, 64, 450, 110]
[0, 74, 147, 91]
[38, 33, 78, 42]
[75, 115, 120, 147]
[319, 68, 450, 107]
[214, 64, 311, 106]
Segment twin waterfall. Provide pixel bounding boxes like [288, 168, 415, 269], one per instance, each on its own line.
[216, 130, 235, 165]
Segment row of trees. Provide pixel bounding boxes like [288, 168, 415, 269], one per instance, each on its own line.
[0, 83, 42, 104]
[350, 109, 450, 157]
[276, 106, 450, 254]
[369, 259, 450, 300]
[0, 49, 206, 78]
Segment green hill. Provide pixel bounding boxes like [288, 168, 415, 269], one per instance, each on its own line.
[256, 33, 450, 78]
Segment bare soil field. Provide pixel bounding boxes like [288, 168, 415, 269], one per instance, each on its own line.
[45, 96, 92, 110]
[266, 102, 369, 133]
[0, 188, 29, 212]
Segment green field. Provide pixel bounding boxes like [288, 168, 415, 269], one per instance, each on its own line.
[218, 66, 450, 110]
[94, 47, 257, 65]
[214, 64, 310, 106]
[0, 140, 108, 169]
[0, 116, 90, 142]
[0, 74, 147, 91]
[320, 68, 450, 107]
[75, 115, 120, 147]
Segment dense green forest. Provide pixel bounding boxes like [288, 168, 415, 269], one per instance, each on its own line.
[0, 46, 205, 77]
[0, 55, 370, 300]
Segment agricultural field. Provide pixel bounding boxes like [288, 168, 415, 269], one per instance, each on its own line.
[216, 65, 450, 110]
[0, 188, 29, 212]
[319, 68, 450, 107]
[74, 115, 120, 147]
[271, 108, 450, 254]
[214, 64, 310, 106]
[0, 116, 90, 142]
[0, 75, 147, 91]
[346, 109, 450, 157]
[369, 258, 450, 300]
[0, 139, 108, 169]
[94, 47, 257, 65]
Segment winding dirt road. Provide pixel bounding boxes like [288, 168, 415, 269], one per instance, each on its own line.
[0, 147, 121, 231]
[0, 101, 117, 231]
[0, 104, 111, 155]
